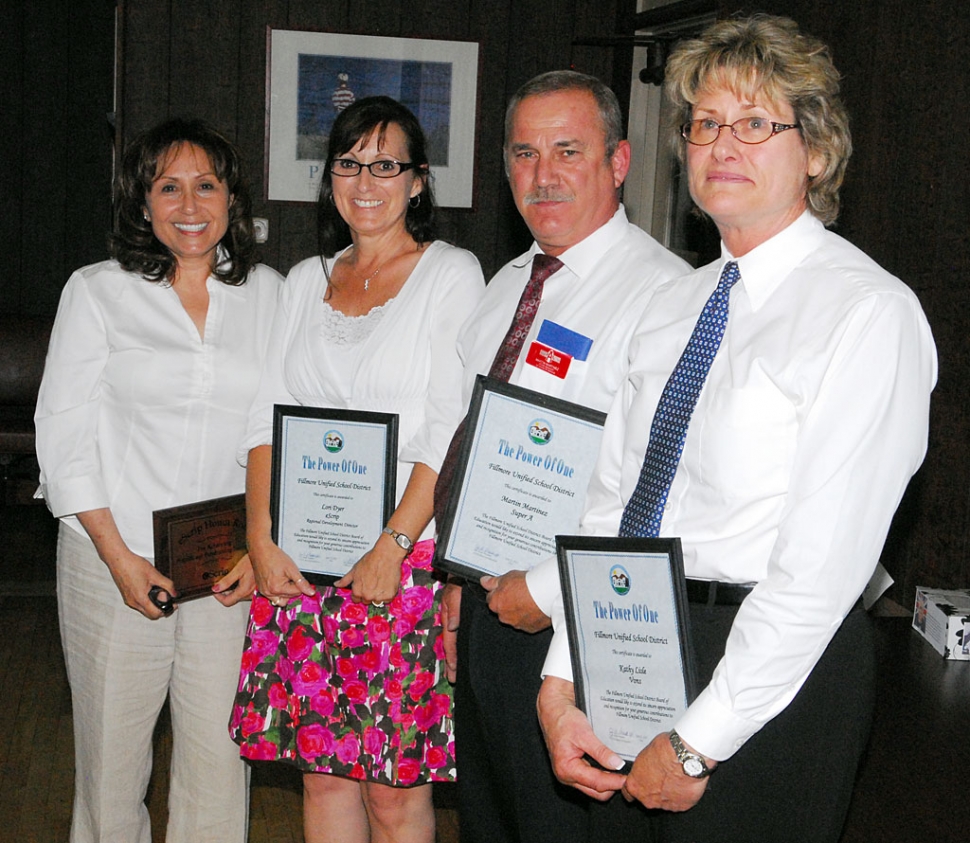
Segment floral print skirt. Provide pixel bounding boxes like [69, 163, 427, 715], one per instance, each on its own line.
[229, 539, 455, 786]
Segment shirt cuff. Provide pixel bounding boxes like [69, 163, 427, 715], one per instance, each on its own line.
[236, 424, 273, 466]
[525, 554, 561, 617]
[675, 685, 762, 762]
[41, 476, 109, 520]
[541, 627, 575, 681]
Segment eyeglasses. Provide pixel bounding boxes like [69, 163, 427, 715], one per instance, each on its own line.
[329, 159, 419, 178]
[681, 117, 801, 146]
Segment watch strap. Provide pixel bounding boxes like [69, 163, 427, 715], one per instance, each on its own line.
[382, 526, 414, 555]
[669, 730, 713, 778]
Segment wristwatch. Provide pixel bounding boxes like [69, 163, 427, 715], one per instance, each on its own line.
[669, 730, 714, 778]
[382, 526, 414, 555]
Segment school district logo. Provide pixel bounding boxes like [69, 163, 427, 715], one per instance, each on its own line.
[610, 565, 631, 596]
[324, 430, 344, 453]
[528, 419, 552, 445]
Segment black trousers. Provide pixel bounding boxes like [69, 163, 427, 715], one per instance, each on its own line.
[591, 602, 876, 843]
[454, 587, 589, 843]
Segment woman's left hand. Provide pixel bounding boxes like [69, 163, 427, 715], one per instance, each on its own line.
[212, 553, 257, 606]
[621, 732, 712, 811]
[334, 533, 406, 605]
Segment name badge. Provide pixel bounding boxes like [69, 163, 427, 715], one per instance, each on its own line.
[526, 341, 572, 378]
[536, 321, 593, 361]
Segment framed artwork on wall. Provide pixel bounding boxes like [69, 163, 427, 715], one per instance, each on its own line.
[266, 28, 480, 208]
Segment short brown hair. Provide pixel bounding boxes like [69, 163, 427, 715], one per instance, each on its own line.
[504, 70, 624, 162]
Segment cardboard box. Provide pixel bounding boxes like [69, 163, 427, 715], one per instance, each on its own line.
[912, 587, 970, 660]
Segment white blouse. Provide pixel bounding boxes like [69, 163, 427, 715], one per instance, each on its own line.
[240, 241, 485, 540]
[35, 260, 283, 558]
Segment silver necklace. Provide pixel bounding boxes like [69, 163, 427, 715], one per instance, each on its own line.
[360, 261, 385, 291]
[354, 244, 414, 290]
[323, 244, 414, 303]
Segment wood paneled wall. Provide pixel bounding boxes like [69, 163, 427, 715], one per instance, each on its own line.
[0, 0, 116, 315]
[3, 0, 967, 602]
[720, 0, 970, 607]
[116, 0, 623, 279]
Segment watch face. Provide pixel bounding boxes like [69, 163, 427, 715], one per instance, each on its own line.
[684, 757, 706, 777]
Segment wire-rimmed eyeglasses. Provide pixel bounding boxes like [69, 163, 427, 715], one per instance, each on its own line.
[329, 159, 420, 178]
[681, 117, 801, 146]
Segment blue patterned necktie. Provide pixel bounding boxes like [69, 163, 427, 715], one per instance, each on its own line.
[618, 261, 740, 538]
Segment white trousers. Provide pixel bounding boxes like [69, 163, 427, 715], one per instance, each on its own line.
[56, 523, 250, 843]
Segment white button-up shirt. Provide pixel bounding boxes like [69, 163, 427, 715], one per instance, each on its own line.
[543, 212, 937, 760]
[35, 260, 282, 558]
[414, 207, 690, 579]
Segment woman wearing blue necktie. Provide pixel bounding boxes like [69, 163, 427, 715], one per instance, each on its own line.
[536, 15, 937, 843]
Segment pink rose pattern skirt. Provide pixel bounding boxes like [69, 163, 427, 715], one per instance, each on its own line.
[229, 539, 455, 786]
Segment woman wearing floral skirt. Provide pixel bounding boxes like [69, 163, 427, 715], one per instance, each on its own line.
[228, 96, 484, 843]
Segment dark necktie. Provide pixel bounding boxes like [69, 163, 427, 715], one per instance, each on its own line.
[618, 261, 740, 538]
[433, 253, 564, 527]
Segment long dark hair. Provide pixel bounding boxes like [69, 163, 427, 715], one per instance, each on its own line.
[317, 96, 437, 258]
[109, 117, 257, 285]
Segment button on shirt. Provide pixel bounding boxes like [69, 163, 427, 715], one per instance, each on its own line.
[543, 212, 937, 761]
[35, 260, 282, 558]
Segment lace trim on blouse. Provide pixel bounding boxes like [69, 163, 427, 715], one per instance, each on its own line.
[318, 298, 395, 345]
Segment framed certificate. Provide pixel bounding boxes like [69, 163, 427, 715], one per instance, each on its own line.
[152, 494, 247, 601]
[435, 376, 606, 579]
[271, 405, 397, 583]
[557, 536, 696, 769]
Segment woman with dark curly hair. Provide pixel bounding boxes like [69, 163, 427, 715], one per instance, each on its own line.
[35, 117, 282, 843]
[229, 96, 484, 843]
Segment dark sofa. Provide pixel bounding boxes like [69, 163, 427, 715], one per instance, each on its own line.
[0, 314, 54, 493]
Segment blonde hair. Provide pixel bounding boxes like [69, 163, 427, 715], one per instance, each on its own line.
[664, 14, 851, 225]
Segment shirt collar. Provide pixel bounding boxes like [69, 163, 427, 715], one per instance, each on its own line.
[209, 247, 251, 298]
[514, 206, 630, 278]
[160, 246, 243, 293]
[723, 211, 826, 310]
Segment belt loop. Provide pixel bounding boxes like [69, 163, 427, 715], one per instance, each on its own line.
[707, 581, 717, 608]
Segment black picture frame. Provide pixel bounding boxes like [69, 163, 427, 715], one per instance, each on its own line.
[435, 375, 606, 580]
[270, 404, 397, 585]
[557, 535, 697, 769]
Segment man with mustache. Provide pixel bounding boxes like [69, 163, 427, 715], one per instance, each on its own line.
[420, 70, 689, 843]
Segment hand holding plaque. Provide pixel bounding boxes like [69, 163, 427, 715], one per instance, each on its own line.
[435, 377, 606, 580]
[556, 536, 697, 768]
[152, 493, 248, 603]
[270, 405, 398, 584]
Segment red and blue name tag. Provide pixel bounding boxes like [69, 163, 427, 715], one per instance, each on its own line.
[525, 320, 593, 379]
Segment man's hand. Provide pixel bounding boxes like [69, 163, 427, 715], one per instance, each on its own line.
[440, 580, 462, 683]
[481, 569, 550, 632]
[621, 732, 713, 811]
[537, 676, 627, 800]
